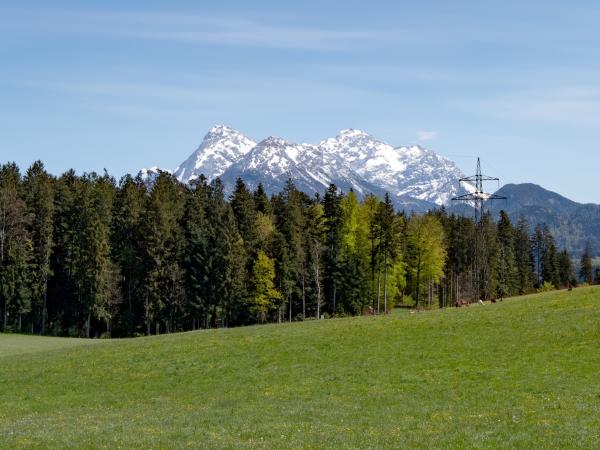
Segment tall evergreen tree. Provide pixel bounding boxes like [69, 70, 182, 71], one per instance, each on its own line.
[142, 172, 185, 334]
[557, 250, 575, 288]
[0, 163, 32, 332]
[204, 179, 246, 327]
[112, 174, 147, 335]
[181, 177, 210, 329]
[322, 184, 343, 314]
[23, 161, 54, 333]
[496, 211, 517, 299]
[580, 243, 593, 285]
[230, 177, 258, 255]
[513, 218, 535, 294]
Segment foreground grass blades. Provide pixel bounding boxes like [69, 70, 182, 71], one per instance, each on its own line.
[1, 286, 600, 449]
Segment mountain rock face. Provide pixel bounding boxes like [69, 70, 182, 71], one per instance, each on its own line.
[160, 125, 468, 211]
[319, 129, 466, 206]
[173, 124, 256, 183]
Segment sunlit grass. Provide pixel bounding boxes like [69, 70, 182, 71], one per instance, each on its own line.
[1, 286, 600, 448]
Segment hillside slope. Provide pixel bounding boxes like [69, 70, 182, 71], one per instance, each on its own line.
[488, 183, 600, 256]
[2, 287, 600, 448]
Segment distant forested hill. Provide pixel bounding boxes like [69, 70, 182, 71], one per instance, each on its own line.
[486, 183, 600, 257]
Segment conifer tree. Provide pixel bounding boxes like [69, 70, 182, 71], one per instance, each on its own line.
[112, 174, 147, 335]
[514, 218, 535, 294]
[204, 179, 246, 327]
[23, 161, 54, 333]
[580, 243, 593, 285]
[253, 182, 271, 215]
[322, 184, 343, 314]
[277, 180, 309, 319]
[557, 250, 575, 288]
[181, 177, 210, 329]
[0, 163, 32, 332]
[142, 172, 185, 334]
[230, 177, 258, 255]
[75, 173, 116, 337]
[496, 211, 517, 299]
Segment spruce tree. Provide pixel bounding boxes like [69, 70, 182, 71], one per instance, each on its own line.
[514, 218, 535, 294]
[142, 172, 185, 334]
[557, 250, 575, 288]
[496, 211, 517, 298]
[580, 243, 593, 285]
[322, 184, 343, 314]
[23, 161, 54, 333]
[0, 163, 33, 332]
[181, 177, 210, 329]
[112, 174, 147, 335]
[204, 179, 246, 327]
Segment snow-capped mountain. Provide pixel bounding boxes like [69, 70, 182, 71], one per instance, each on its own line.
[319, 129, 466, 206]
[219, 136, 391, 201]
[144, 124, 471, 211]
[172, 124, 256, 183]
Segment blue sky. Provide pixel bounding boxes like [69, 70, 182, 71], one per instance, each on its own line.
[1, 0, 599, 202]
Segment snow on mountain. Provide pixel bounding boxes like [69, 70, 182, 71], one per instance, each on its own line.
[319, 129, 466, 206]
[219, 135, 391, 199]
[146, 124, 471, 211]
[138, 166, 171, 187]
[172, 124, 255, 183]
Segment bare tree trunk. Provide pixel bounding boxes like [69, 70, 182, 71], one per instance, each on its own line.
[41, 286, 48, 335]
[301, 274, 306, 320]
[315, 249, 321, 319]
[415, 253, 422, 309]
[85, 309, 91, 338]
[376, 260, 382, 313]
[332, 283, 336, 316]
[383, 252, 388, 314]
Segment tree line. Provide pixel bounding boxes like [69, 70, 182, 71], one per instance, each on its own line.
[0, 161, 585, 337]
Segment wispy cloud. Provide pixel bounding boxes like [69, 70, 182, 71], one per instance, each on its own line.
[0, 9, 421, 51]
[454, 86, 600, 125]
[8, 75, 384, 120]
[417, 131, 437, 141]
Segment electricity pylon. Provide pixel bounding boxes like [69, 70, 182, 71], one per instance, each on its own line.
[452, 157, 506, 302]
[452, 157, 506, 223]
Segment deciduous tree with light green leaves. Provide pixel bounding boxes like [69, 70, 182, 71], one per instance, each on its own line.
[250, 250, 283, 323]
[407, 214, 446, 309]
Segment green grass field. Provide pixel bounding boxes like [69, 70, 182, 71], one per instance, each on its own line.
[2, 287, 600, 449]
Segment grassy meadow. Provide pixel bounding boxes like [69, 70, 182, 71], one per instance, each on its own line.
[2, 286, 600, 448]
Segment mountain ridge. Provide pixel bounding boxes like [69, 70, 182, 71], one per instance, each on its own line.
[143, 124, 469, 211]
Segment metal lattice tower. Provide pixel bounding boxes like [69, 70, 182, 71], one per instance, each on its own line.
[452, 157, 506, 223]
[452, 157, 506, 302]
